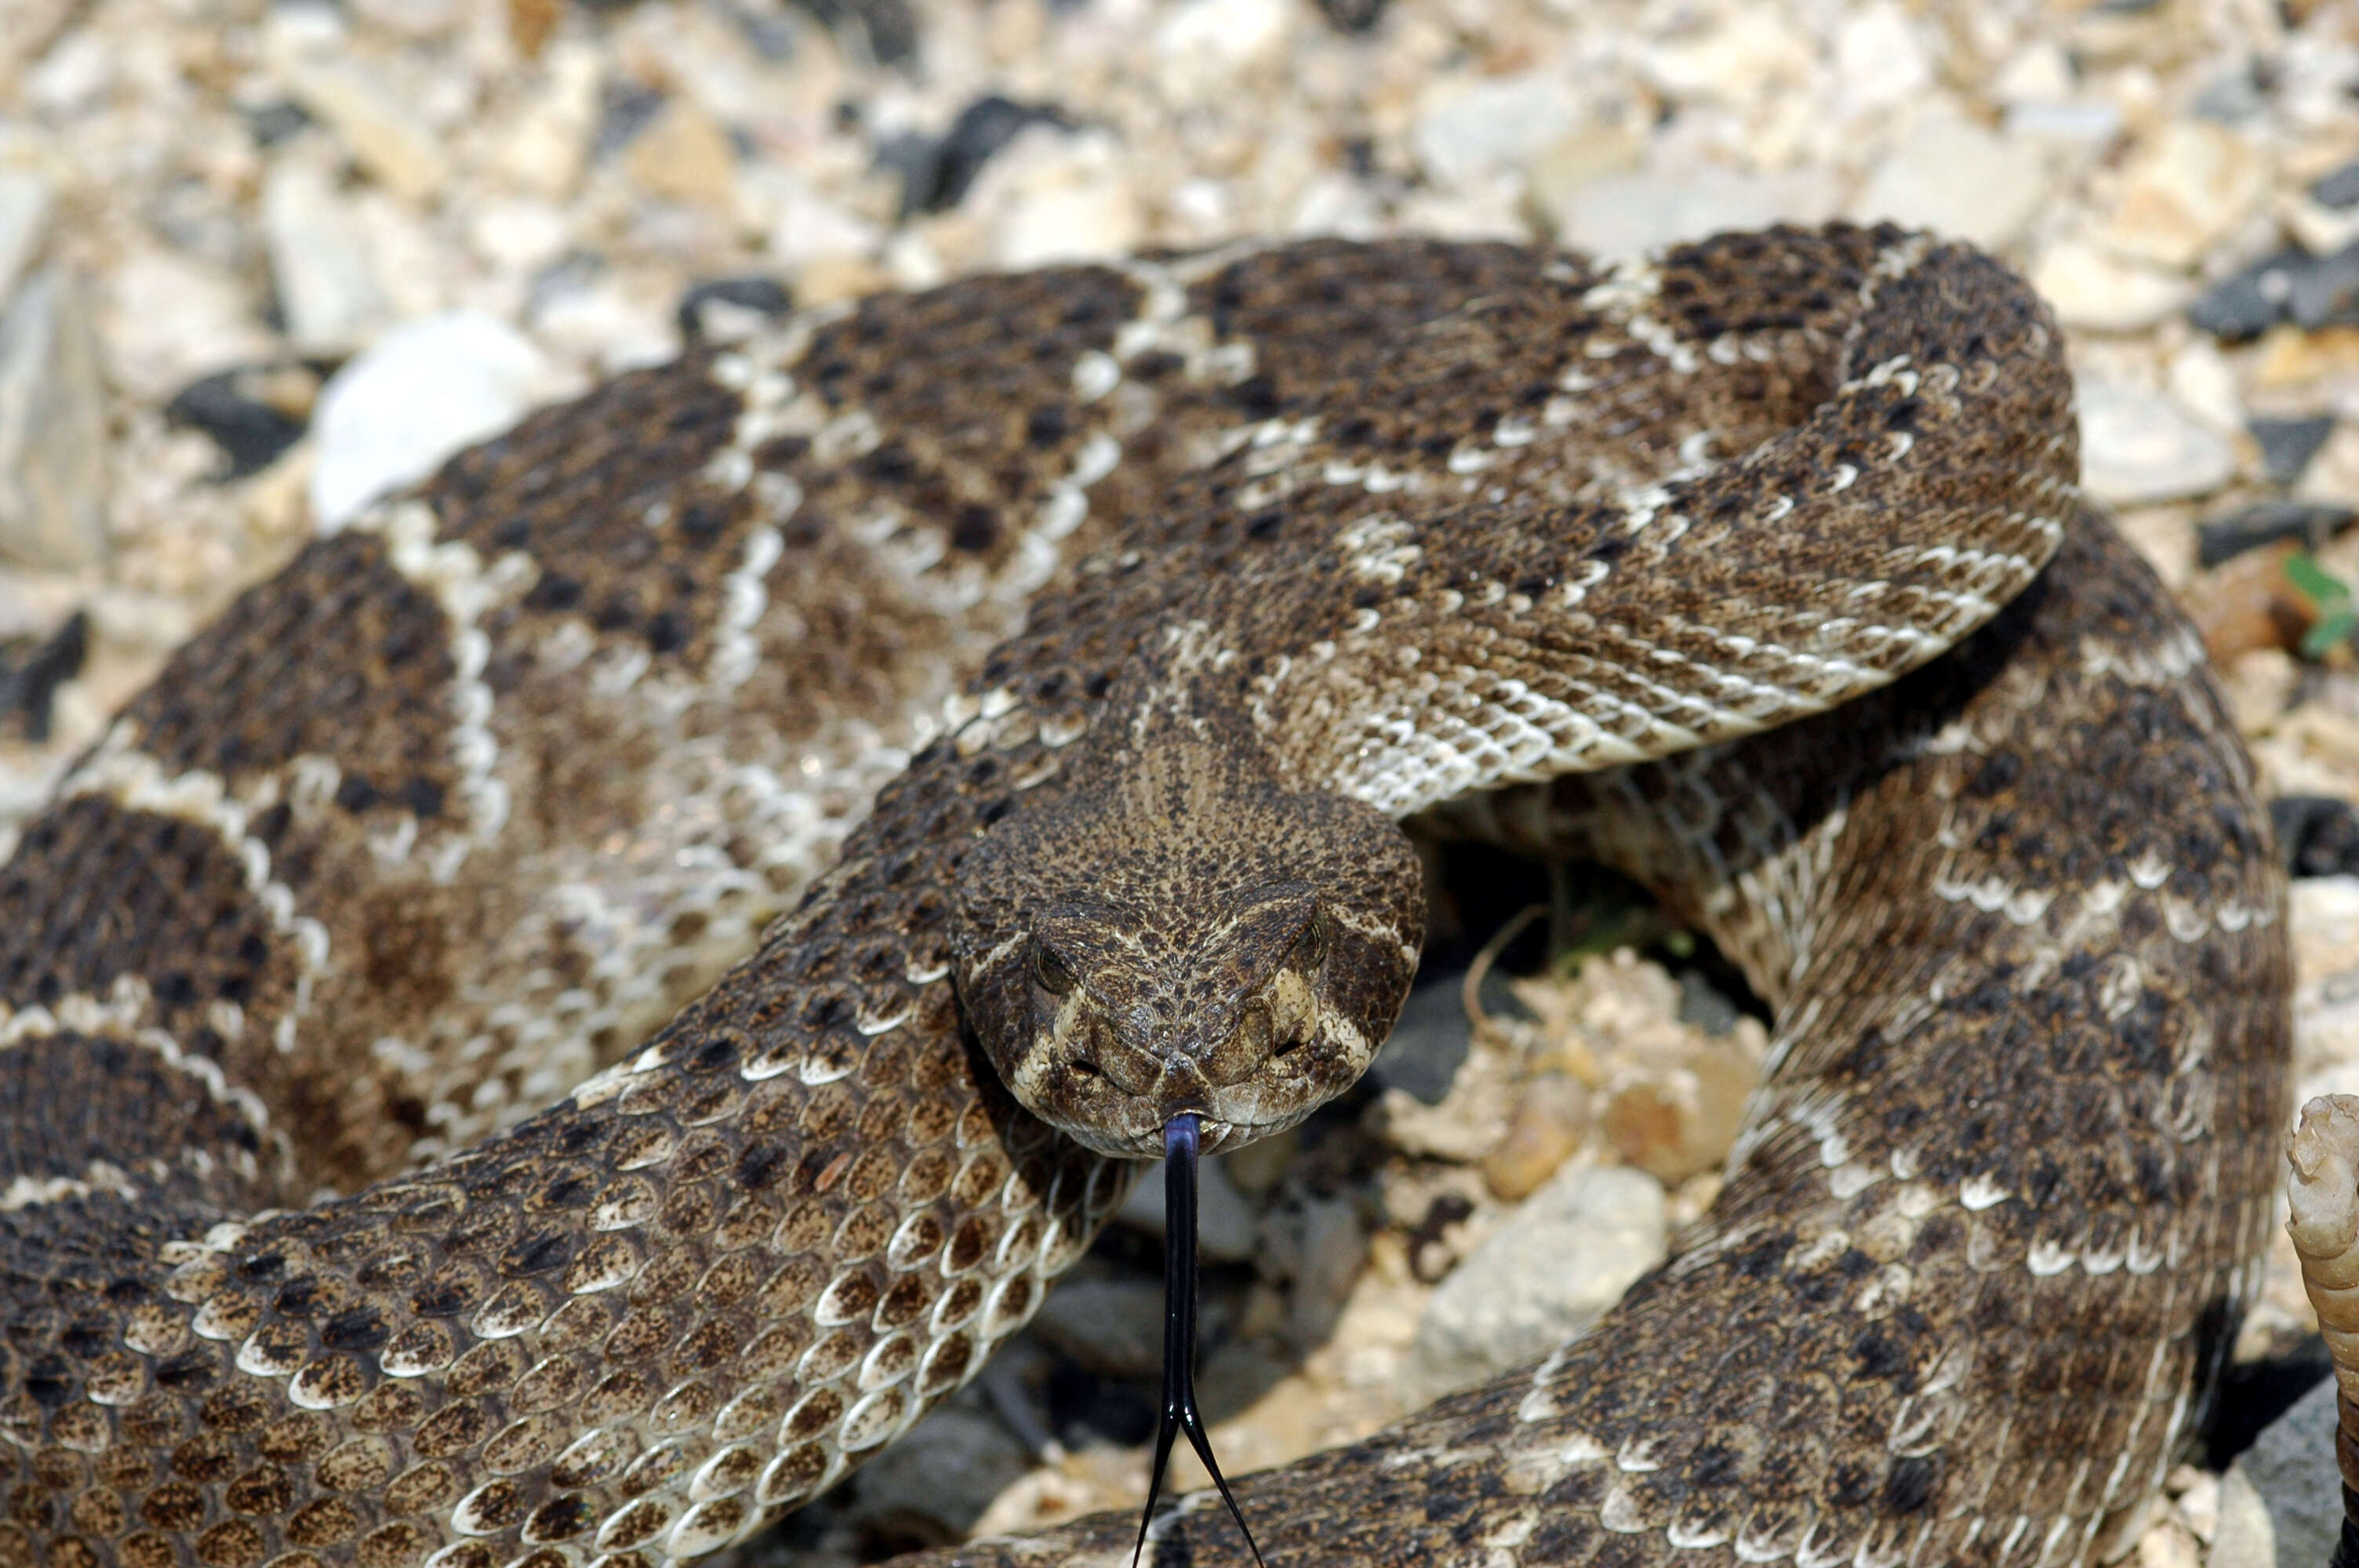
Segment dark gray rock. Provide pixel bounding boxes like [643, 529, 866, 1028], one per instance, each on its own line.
[2314, 158, 2359, 211]
[1369, 974, 1492, 1105]
[2189, 252, 2302, 341]
[879, 95, 1071, 216]
[2288, 242, 2359, 330]
[165, 364, 318, 481]
[2252, 415, 2336, 486]
[0, 609, 85, 744]
[2274, 796, 2359, 879]
[2196, 501, 2356, 568]
[1318, 0, 1386, 31]
[2241, 1374, 2338, 1568]
[675, 276, 794, 341]
[2193, 63, 2266, 122]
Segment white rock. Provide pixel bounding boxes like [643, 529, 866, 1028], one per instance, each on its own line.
[2030, 239, 2190, 332]
[1412, 72, 1583, 191]
[1640, 10, 1812, 107]
[1832, 4, 1933, 114]
[2101, 121, 2265, 270]
[739, 167, 884, 269]
[0, 169, 55, 306]
[1849, 111, 2049, 252]
[1405, 1163, 1666, 1403]
[496, 42, 602, 199]
[1992, 39, 2075, 103]
[25, 30, 111, 114]
[99, 250, 274, 402]
[288, 56, 452, 204]
[2002, 99, 2123, 145]
[260, 1, 348, 71]
[2288, 195, 2359, 260]
[310, 311, 552, 529]
[1154, 0, 1296, 96]
[1545, 164, 1839, 256]
[2210, 1462, 2276, 1568]
[1118, 1150, 1261, 1263]
[464, 198, 572, 275]
[2165, 339, 2242, 434]
[346, 0, 464, 35]
[0, 267, 108, 569]
[975, 129, 1141, 270]
[529, 279, 676, 374]
[263, 158, 391, 355]
[2074, 379, 2236, 506]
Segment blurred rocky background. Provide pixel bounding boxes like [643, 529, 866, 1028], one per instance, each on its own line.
[2, 0, 2358, 1562]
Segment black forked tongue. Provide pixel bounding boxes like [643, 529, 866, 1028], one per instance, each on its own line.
[1133, 1114, 1268, 1568]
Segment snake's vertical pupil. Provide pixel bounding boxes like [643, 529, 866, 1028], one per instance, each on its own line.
[1134, 1114, 1268, 1568]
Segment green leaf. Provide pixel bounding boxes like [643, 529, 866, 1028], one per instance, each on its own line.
[2303, 608, 2359, 661]
[2285, 553, 2353, 609]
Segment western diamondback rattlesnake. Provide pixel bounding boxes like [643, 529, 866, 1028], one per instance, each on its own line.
[0, 223, 2289, 1568]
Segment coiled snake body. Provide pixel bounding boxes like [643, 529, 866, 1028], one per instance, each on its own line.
[0, 226, 2290, 1568]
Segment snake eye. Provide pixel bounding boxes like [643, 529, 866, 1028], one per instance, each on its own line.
[1032, 940, 1078, 996]
[1292, 908, 1331, 970]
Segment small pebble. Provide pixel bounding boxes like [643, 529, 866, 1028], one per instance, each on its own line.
[1848, 111, 2048, 252]
[2252, 415, 2337, 486]
[2210, 1464, 2276, 1568]
[1543, 165, 1837, 256]
[1118, 1149, 1262, 1263]
[1405, 1163, 1665, 1404]
[1599, 1039, 1756, 1184]
[0, 608, 86, 743]
[1317, 0, 1384, 32]
[2273, 796, 2359, 879]
[2032, 239, 2189, 332]
[622, 98, 737, 209]
[972, 129, 1141, 270]
[2190, 543, 2306, 666]
[0, 167, 55, 305]
[0, 267, 107, 569]
[849, 1402, 1036, 1545]
[2101, 122, 2266, 270]
[2196, 500, 2356, 568]
[1481, 1072, 1588, 1201]
[2190, 63, 2266, 123]
[675, 276, 794, 341]
[1369, 975, 1478, 1105]
[309, 310, 553, 528]
[2075, 379, 2236, 506]
[2315, 159, 2359, 212]
[2237, 1376, 2339, 1568]
[883, 95, 1070, 216]
[2288, 242, 2359, 331]
[261, 158, 391, 354]
[165, 363, 320, 481]
[1029, 1276, 1166, 1380]
[2188, 252, 2301, 342]
[288, 56, 451, 203]
[1412, 72, 1582, 191]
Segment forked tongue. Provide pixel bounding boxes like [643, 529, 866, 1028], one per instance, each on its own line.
[1132, 1113, 1268, 1568]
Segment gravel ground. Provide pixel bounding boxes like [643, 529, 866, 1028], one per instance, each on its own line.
[5, 0, 2359, 1562]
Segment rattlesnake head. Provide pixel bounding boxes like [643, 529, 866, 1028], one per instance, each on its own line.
[948, 688, 1423, 1158]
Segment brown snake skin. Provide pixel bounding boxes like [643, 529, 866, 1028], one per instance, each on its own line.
[0, 224, 2290, 1568]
